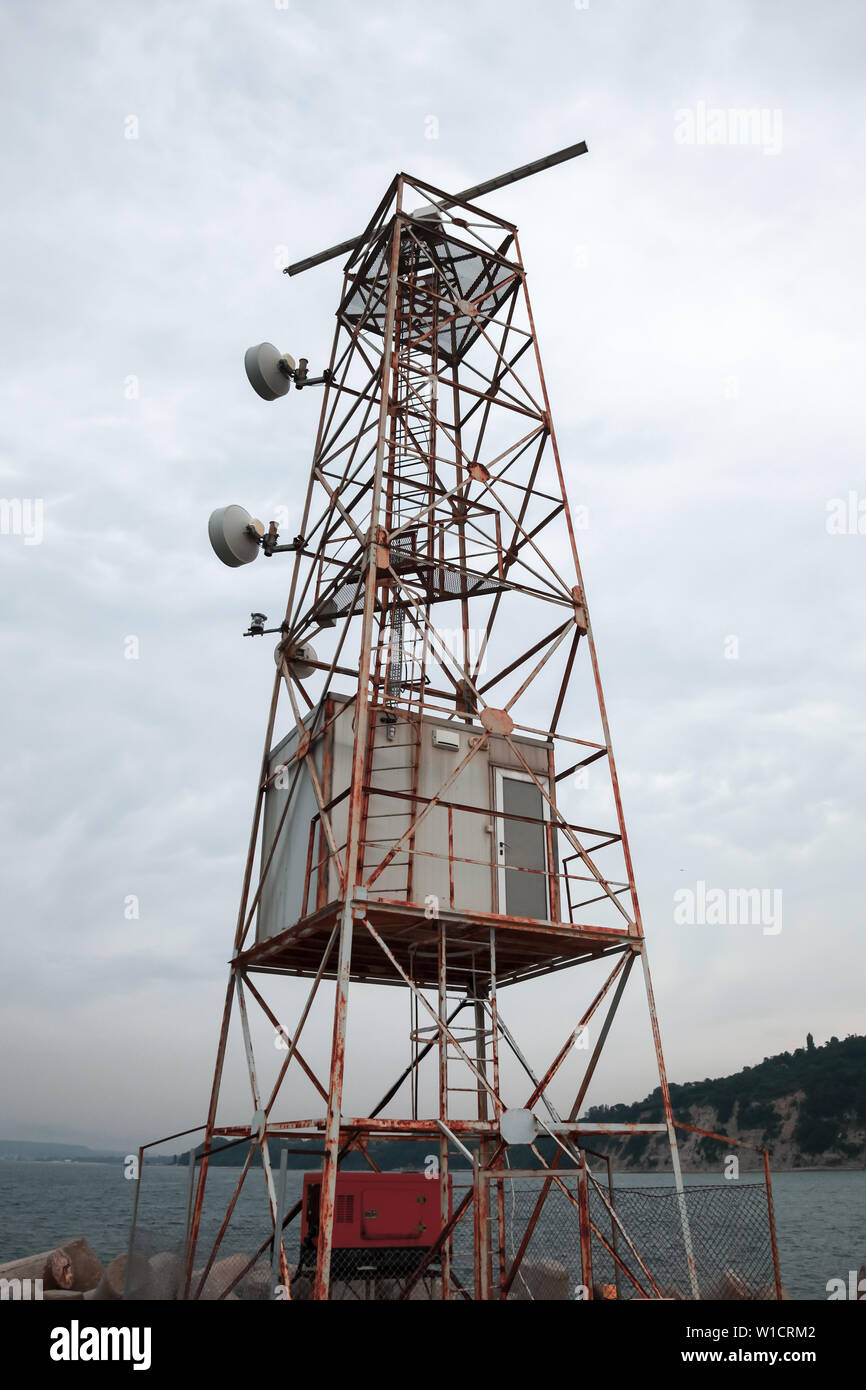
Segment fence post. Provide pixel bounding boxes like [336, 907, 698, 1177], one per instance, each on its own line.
[577, 1164, 593, 1296]
[182, 1146, 198, 1299]
[762, 1149, 783, 1300]
[271, 1143, 289, 1298]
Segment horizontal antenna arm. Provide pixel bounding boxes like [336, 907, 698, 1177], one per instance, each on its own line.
[284, 139, 588, 278]
[454, 138, 588, 204]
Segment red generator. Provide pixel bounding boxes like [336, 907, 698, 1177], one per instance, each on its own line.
[299, 1171, 451, 1279]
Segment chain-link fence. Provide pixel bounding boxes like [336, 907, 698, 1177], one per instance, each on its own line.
[123, 1224, 187, 1300]
[586, 1180, 779, 1301]
[304, 1245, 446, 1301]
[121, 1225, 293, 1301]
[311, 1175, 779, 1301]
[476, 1173, 779, 1301]
[124, 1154, 779, 1300]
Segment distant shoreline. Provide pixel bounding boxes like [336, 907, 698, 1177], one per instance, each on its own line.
[3, 1156, 862, 1176]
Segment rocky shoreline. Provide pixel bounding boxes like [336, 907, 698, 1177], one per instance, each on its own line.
[5, 1236, 848, 1301]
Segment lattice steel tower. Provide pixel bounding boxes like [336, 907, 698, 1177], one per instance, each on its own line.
[185, 145, 701, 1301]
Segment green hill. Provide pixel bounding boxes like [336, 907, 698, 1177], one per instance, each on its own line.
[583, 1033, 866, 1171]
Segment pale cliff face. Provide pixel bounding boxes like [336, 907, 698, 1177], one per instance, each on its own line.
[599, 1092, 866, 1173]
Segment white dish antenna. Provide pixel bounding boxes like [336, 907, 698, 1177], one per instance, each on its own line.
[275, 641, 318, 679]
[208, 505, 263, 567]
[244, 342, 296, 401]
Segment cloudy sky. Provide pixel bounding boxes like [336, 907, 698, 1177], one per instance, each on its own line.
[1, 0, 864, 1153]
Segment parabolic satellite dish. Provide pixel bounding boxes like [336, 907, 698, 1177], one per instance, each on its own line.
[244, 342, 295, 401]
[208, 505, 263, 567]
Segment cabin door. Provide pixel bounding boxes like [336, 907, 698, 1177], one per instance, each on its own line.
[493, 768, 550, 920]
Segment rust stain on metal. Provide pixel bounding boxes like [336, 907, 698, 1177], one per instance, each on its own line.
[480, 706, 513, 736]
